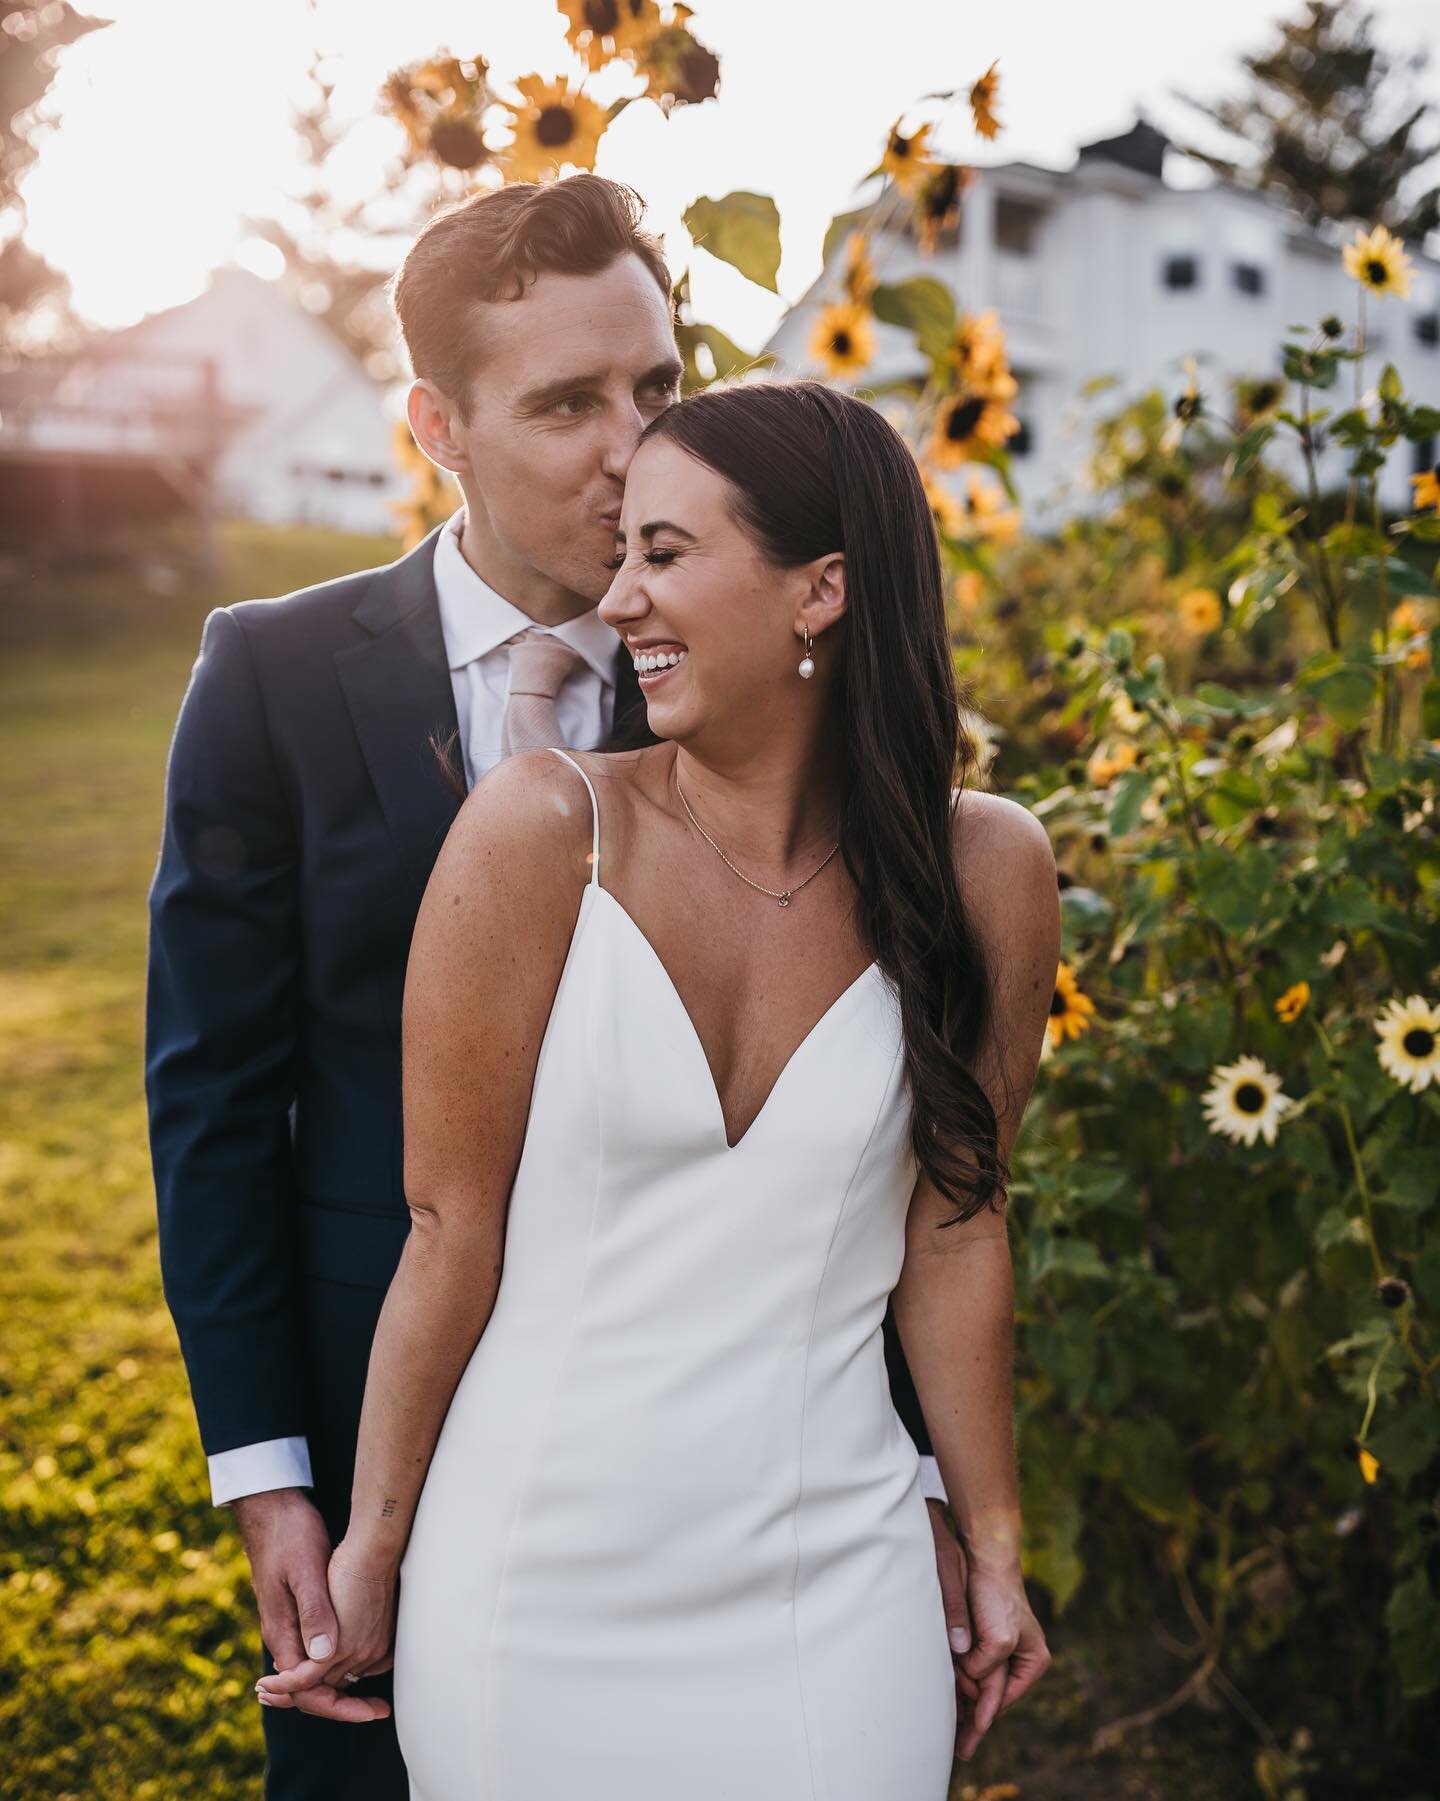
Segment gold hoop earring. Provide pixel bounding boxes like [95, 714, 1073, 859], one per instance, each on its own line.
[797, 625, 815, 680]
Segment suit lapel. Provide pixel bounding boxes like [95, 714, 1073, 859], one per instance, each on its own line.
[333, 526, 463, 893]
[334, 524, 653, 891]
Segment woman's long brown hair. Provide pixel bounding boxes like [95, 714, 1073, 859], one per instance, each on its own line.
[641, 380, 1011, 1226]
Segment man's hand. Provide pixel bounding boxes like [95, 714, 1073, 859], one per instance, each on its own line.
[232, 1488, 390, 1725]
[255, 1538, 397, 1720]
[926, 1496, 980, 1751]
[926, 1499, 1052, 1761]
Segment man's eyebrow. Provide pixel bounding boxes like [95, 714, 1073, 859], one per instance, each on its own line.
[516, 360, 685, 411]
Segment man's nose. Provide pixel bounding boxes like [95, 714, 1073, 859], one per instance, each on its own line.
[599, 403, 645, 483]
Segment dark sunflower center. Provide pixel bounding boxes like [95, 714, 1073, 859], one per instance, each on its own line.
[891, 135, 912, 161]
[1234, 1082, 1265, 1115]
[925, 168, 959, 215]
[1365, 258, 1387, 284]
[945, 396, 986, 440]
[1402, 1028, 1435, 1058]
[585, 0, 620, 30]
[831, 330, 853, 356]
[1050, 993, 1066, 1017]
[536, 104, 576, 148]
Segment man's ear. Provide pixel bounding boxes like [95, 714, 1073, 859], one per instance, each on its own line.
[406, 379, 471, 477]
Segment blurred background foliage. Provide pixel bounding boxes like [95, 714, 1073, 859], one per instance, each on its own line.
[3, 1, 1439, 1796]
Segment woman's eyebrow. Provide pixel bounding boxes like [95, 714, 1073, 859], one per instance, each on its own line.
[638, 521, 697, 540]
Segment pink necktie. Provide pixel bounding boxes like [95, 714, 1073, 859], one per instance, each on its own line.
[501, 627, 589, 757]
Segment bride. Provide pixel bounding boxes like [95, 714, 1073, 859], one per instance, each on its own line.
[257, 378, 1057, 1797]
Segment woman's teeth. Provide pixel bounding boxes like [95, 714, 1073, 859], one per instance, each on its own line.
[634, 649, 686, 673]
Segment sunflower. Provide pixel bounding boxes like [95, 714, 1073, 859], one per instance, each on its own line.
[1342, 223, 1414, 300]
[916, 163, 970, 253]
[558, 0, 660, 71]
[954, 569, 985, 617]
[1390, 600, 1432, 672]
[841, 231, 876, 305]
[1235, 375, 1284, 428]
[922, 472, 965, 540]
[1412, 464, 1440, 511]
[958, 469, 1020, 544]
[1274, 981, 1310, 1024]
[929, 386, 1019, 467]
[969, 60, 1001, 141]
[1374, 994, 1440, 1093]
[881, 118, 939, 198]
[1047, 961, 1096, 1050]
[1201, 1055, 1293, 1147]
[638, 21, 720, 105]
[948, 307, 1009, 386]
[499, 75, 607, 181]
[1086, 739, 1138, 789]
[1177, 586, 1222, 636]
[808, 300, 875, 380]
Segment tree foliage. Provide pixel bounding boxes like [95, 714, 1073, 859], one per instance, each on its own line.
[1172, 0, 1440, 241]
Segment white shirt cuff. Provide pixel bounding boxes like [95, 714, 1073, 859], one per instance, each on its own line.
[208, 1436, 314, 1507]
[917, 1455, 948, 1504]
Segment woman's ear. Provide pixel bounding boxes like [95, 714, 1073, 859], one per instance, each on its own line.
[799, 551, 847, 639]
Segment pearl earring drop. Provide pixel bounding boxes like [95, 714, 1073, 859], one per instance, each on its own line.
[798, 625, 815, 680]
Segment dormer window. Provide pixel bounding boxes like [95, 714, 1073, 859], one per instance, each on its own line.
[1162, 254, 1199, 290]
[1416, 311, 1438, 349]
[1232, 261, 1266, 297]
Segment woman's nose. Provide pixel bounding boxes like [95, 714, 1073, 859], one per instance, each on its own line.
[598, 563, 646, 630]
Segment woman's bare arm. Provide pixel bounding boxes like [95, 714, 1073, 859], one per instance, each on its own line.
[891, 793, 1060, 1572]
[340, 750, 595, 1576]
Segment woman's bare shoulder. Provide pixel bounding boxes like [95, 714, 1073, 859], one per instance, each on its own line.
[950, 785, 1058, 954]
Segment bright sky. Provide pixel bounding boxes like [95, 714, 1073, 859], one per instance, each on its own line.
[19, 0, 1440, 353]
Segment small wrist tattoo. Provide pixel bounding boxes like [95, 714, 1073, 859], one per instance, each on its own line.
[381, 1498, 397, 1519]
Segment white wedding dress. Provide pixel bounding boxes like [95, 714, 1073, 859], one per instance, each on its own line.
[392, 749, 956, 1800]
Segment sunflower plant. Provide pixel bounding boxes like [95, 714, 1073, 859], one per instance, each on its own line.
[971, 269, 1440, 1770]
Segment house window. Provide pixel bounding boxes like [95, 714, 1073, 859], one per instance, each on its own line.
[1415, 311, 1439, 348]
[1010, 418, 1033, 456]
[1232, 261, 1266, 297]
[1414, 435, 1437, 475]
[1162, 254, 1199, 290]
[995, 197, 1044, 256]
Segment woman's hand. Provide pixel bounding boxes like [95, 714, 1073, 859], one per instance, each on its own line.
[254, 1539, 398, 1721]
[951, 1552, 1051, 1761]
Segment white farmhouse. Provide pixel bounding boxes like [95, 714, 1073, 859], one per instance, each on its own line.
[0, 268, 405, 540]
[764, 119, 1440, 528]
[117, 268, 405, 534]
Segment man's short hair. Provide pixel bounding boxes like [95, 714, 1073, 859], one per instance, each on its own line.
[390, 173, 672, 420]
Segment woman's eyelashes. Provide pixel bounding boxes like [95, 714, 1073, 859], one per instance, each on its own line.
[604, 548, 678, 572]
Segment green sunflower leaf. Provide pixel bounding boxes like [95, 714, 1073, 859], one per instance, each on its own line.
[870, 276, 955, 367]
[682, 191, 782, 293]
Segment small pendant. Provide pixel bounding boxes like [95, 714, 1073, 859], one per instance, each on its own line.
[778, 893, 791, 908]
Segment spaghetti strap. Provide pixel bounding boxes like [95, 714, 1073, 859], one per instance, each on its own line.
[548, 747, 602, 889]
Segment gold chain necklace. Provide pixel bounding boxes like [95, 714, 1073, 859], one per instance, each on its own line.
[674, 766, 840, 909]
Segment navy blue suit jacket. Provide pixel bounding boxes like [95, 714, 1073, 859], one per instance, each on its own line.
[144, 526, 931, 1517]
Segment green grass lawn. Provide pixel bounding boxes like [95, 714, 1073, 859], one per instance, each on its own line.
[0, 523, 399, 1798]
[0, 520, 1259, 1800]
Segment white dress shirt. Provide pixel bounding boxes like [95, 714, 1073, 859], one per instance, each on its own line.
[210, 508, 946, 1508]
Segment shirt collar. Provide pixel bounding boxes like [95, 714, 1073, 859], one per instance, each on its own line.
[432, 507, 619, 686]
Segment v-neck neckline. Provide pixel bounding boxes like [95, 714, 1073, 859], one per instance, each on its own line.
[587, 885, 881, 1154]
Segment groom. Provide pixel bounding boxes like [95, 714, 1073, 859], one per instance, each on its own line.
[145, 172, 964, 1797]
